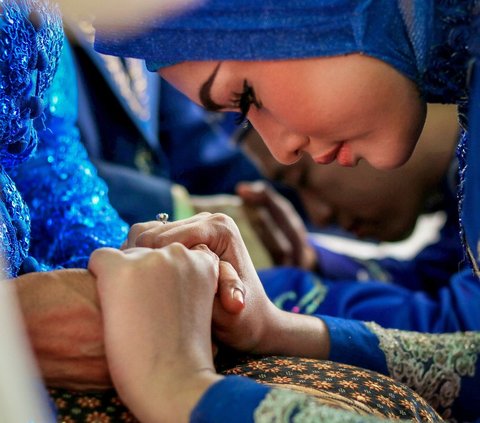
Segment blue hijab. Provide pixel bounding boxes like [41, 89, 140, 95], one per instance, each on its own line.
[94, 0, 433, 85]
[95, 0, 480, 275]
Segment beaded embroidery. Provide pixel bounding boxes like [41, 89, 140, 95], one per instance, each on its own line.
[0, 0, 63, 168]
[255, 388, 389, 423]
[10, 38, 128, 270]
[0, 0, 62, 277]
[365, 322, 480, 420]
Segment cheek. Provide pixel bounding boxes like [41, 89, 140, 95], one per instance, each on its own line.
[355, 132, 419, 170]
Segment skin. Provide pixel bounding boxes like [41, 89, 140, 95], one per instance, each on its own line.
[116, 215, 328, 422]
[14, 269, 110, 390]
[14, 254, 246, 391]
[90, 244, 224, 423]
[160, 54, 427, 170]
[125, 216, 330, 358]
[236, 104, 458, 269]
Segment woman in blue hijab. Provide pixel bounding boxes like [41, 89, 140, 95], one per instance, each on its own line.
[92, 1, 480, 421]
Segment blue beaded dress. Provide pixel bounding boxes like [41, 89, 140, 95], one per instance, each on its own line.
[0, 0, 127, 279]
[95, 1, 480, 421]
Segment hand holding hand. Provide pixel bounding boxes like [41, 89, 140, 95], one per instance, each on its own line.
[89, 244, 223, 423]
[125, 214, 329, 360]
[125, 214, 283, 352]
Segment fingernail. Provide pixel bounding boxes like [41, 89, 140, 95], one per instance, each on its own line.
[232, 288, 244, 305]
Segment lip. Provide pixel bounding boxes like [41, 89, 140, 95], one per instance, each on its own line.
[313, 143, 343, 165]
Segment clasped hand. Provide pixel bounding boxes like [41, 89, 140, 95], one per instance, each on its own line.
[90, 214, 329, 420]
[120, 213, 280, 354]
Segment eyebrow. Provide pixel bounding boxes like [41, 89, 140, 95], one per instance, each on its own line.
[199, 62, 228, 112]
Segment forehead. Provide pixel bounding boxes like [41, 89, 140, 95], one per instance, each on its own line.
[160, 61, 223, 104]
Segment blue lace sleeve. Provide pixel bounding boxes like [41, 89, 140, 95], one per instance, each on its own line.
[322, 313, 480, 422]
[10, 38, 128, 270]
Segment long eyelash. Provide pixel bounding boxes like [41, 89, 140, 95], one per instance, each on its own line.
[231, 80, 261, 125]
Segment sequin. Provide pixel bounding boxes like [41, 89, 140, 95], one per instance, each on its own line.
[0, 1, 127, 276]
[9, 36, 128, 271]
[0, 0, 63, 169]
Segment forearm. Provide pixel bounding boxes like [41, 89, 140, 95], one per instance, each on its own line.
[14, 269, 110, 390]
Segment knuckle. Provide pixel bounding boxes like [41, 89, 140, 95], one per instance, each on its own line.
[129, 222, 147, 236]
[167, 241, 189, 254]
[209, 213, 238, 233]
[196, 211, 212, 218]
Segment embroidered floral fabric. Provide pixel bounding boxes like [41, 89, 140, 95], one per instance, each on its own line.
[254, 389, 391, 423]
[48, 388, 138, 423]
[50, 356, 442, 423]
[219, 356, 441, 421]
[366, 322, 480, 421]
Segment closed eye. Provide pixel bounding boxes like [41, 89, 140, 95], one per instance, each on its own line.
[231, 80, 262, 125]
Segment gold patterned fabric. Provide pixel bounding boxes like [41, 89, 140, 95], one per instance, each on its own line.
[219, 356, 442, 421]
[49, 388, 138, 422]
[49, 355, 443, 422]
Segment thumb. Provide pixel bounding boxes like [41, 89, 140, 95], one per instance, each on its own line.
[88, 247, 124, 278]
[217, 260, 245, 314]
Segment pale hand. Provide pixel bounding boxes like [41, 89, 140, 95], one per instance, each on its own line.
[124, 214, 330, 359]
[89, 245, 223, 423]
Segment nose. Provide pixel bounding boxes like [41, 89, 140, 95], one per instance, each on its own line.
[258, 129, 309, 165]
[249, 114, 309, 165]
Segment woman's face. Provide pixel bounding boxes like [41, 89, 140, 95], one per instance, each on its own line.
[161, 54, 426, 170]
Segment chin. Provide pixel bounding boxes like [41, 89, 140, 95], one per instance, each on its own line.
[368, 146, 416, 170]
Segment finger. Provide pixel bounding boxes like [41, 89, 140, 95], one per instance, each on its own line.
[191, 244, 220, 291]
[239, 181, 307, 266]
[216, 261, 245, 314]
[243, 205, 293, 266]
[191, 244, 220, 264]
[88, 247, 124, 277]
[125, 213, 213, 248]
[126, 221, 160, 249]
[129, 213, 214, 248]
[135, 213, 243, 261]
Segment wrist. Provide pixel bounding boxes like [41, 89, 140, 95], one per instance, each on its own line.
[255, 308, 330, 359]
[137, 369, 223, 423]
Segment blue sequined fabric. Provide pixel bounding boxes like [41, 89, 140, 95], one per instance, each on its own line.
[10, 38, 128, 271]
[0, 0, 127, 277]
[0, 0, 62, 277]
[0, 170, 29, 276]
[0, 0, 63, 168]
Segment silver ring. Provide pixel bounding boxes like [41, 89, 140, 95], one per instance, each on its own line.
[156, 212, 169, 224]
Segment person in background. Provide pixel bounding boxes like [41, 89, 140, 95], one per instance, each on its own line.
[239, 103, 462, 292]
